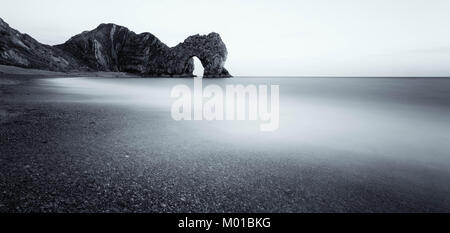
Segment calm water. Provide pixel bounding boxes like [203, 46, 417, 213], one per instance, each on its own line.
[43, 77, 450, 164]
[31, 77, 450, 211]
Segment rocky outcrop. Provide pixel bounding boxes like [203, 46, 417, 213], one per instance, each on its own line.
[162, 33, 230, 77]
[0, 18, 88, 72]
[54, 23, 169, 74]
[0, 18, 231, 77]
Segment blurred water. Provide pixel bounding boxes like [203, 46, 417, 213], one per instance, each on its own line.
[43, 77, 450, 169]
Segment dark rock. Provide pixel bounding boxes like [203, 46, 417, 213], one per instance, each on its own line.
[0, 18, 231, 77]
[0, 18, 88, 72]
[168, 33, 231, 78]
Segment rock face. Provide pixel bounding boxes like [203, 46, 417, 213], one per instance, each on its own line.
[0, 18, 87, 72]
[166, 33, 230, 77]
[0, 18, 231, 77]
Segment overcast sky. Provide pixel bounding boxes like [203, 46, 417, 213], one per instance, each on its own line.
[1, 0, 449, 76]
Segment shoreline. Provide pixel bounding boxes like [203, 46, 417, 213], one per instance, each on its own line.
[0, 65, 233, 79]
[1, 73, 450, 213]
[4, 64, 450, 80]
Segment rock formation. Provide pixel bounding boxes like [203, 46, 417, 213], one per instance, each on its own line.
[165, 33, 230, 77]
[0, 18, 87, 72]
[0, 18, 231, 77]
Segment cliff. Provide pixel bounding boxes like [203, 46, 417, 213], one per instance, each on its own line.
[0, 18, 231, 77]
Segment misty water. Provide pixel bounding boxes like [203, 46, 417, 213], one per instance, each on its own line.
[44, 77, 450, 159]
[40, 77, 450, 211]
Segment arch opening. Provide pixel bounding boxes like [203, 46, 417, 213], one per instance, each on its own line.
[192, 56, 204, 77]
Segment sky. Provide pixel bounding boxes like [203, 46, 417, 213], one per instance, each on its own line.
[1, 0, 450, 76]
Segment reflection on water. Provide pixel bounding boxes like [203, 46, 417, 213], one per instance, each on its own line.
[43, 77, 450, 168]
